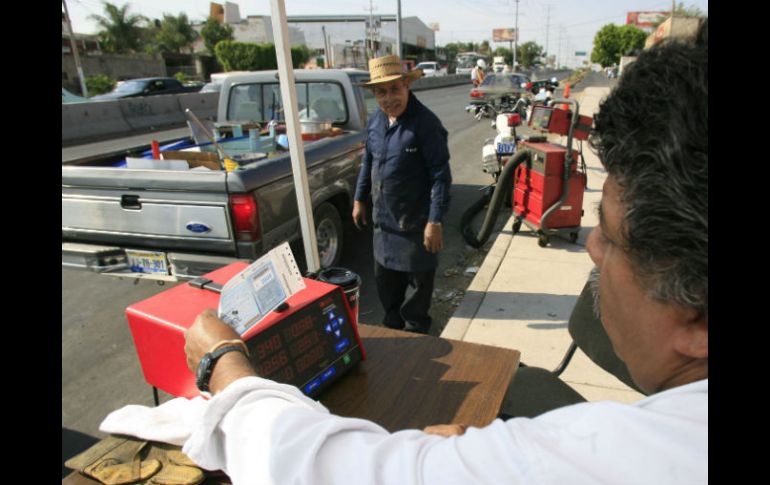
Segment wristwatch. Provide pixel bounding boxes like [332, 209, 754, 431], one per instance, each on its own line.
[196, 345, 246, 393]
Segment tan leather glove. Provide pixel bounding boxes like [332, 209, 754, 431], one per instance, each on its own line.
[145, 442, 205, 485]
[65, 436, 161, 485]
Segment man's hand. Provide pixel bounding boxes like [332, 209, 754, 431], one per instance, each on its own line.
[423, 423, 468, 437]
[423, 222, 443, 253]
[185, 309, 256, 394]
[352, 200, 367, 230]
[184, 309, 241, 373]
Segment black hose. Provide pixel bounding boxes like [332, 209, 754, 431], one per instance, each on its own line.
[461, 149, 532, 248]
[460, 185, 494, 247]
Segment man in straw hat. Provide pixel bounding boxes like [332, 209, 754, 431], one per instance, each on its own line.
[351, 54, 452, 335]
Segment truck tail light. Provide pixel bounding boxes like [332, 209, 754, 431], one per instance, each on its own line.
[507, 113, 522, 126]
[230, 194, 260, 241]
[470, 91, 484, 98]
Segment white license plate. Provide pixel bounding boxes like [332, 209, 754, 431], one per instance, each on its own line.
[497, 142, 516, 154]
[126, 250, 169, 275]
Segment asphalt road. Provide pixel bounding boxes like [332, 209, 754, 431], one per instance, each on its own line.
[62, 72, 589, 470]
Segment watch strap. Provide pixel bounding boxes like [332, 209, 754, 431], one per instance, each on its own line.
[196, 345, 247, 393]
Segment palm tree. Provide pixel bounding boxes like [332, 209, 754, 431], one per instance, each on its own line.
[155, 13, 199, 53]
[89, 1, 148, 54]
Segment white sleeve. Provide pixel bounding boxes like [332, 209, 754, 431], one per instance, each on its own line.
[181, 376, 535, 485]
[183, 377, 707, 485]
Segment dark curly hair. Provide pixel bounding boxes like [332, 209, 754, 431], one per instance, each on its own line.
[589, 19, 708, 317]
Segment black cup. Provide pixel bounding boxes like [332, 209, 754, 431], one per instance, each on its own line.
[317, 267, 361, 325]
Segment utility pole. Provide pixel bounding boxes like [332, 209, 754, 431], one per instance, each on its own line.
[396, 0, 402, 59]
[513, 0, 520, 70]
[365, 1, 378, 60]
[557, 26, 562, 69]
[322, 25, 328, 67]
[62, 0, 88, 97]
[545, 4, 551, 67]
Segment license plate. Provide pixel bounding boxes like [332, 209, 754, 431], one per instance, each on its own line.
[126, 250, 169, 275]
[497, 142, 516, 154]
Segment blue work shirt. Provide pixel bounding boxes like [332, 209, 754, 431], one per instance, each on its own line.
[354, 92, 452, 272]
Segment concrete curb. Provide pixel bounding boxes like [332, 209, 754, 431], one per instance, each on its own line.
[441, 215, 515, 340]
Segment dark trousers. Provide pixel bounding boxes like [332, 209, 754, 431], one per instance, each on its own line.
[374, 261, 435, 334]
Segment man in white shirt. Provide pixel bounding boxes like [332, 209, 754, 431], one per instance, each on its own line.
[182, 20, 708, 485]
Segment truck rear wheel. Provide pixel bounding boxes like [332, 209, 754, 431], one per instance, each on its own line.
[315, 202, 343, 268]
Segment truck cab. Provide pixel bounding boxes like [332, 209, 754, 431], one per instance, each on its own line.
[493, 57, 506, 73]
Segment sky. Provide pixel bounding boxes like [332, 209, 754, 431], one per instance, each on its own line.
[65, 0, 708, 64]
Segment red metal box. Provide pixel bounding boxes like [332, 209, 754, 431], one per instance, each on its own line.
[126, 262, 364, 399]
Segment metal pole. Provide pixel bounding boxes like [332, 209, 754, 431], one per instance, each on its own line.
[322, 25, 329, 67]
[513, 0, 519, 69]
[268, 0, 321, 273]
[62, 0, 89, 97]
[545, 5, 551, 67]
[369, 0, 375, 59]
[396, 0, 402, 58]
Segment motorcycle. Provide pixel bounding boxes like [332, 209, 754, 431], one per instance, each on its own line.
[482, 98, 529, 183]
[465, 92, 531, 122]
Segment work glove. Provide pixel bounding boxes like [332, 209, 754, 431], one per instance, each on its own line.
[144, 442, 205, 485]
[65, 435, 162, 485]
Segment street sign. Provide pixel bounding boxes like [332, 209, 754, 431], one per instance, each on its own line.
[575, 51, 587, 56]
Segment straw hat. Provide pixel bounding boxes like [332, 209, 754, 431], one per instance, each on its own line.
[361, 55, 423, 86]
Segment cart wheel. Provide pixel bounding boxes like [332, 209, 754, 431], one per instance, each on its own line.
[513, 219, 522, 233]
[538, 234, 549, 247]
[569, 231, 579, 244]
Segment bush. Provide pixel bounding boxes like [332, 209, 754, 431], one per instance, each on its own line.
[215, 41, 311, 71]
[85, 75, 116, 96]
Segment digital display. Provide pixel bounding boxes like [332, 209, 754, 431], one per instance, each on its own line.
[530, 106, 553, 131]
[245, 289, 360, 397]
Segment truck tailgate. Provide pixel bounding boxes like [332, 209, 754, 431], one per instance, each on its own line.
[62, 167, 235, 255]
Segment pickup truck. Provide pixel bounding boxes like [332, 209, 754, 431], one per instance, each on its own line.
[89, 77, 203, 101]
[62, 69, 377, 281]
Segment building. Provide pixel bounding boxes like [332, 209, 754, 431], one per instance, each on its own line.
[193, 3, 435, 69]
[644, 16, 704, 48]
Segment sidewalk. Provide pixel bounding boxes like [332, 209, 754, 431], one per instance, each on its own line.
[442, 87, 645, 404]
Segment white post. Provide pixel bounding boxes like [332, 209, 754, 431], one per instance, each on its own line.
[268, 0, 321, 273]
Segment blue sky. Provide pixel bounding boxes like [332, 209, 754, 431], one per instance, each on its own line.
[66, 0, 708, 61]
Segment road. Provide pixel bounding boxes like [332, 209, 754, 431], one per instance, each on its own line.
[62, 71, 595, 469]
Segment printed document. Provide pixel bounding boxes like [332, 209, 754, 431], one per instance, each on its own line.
[217, 242, 305, 334]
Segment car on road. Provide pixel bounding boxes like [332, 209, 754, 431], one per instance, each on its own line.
[415, 62, 447, 77]
[468, 72, 532, 105]
[62, 87, 89, 103]
[89, 77, 203, 101]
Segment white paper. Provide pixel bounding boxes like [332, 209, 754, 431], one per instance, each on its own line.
[217, 242, 305, 335]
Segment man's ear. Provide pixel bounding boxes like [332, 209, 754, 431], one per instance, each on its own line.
[673, 308, 708, 359]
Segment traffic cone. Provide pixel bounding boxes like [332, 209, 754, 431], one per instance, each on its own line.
[561, 83, 571, 111]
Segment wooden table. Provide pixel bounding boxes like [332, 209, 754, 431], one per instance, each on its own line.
[64, 324, 519, 483]
[321, 324, 519, 431]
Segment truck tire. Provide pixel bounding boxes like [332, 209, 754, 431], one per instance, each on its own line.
[315, 202, 344, 268]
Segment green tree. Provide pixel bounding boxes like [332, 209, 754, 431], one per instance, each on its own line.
[89, 1, 148, 54]
[517, 41, 544, 68]
[214, 41, 310, 71]
[154, 13, 198, 53]
[591, 24, 645, 67]
[201, 16, 234, 55]
[617, 24, 647, 55]
[493, 47, 512, 65]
